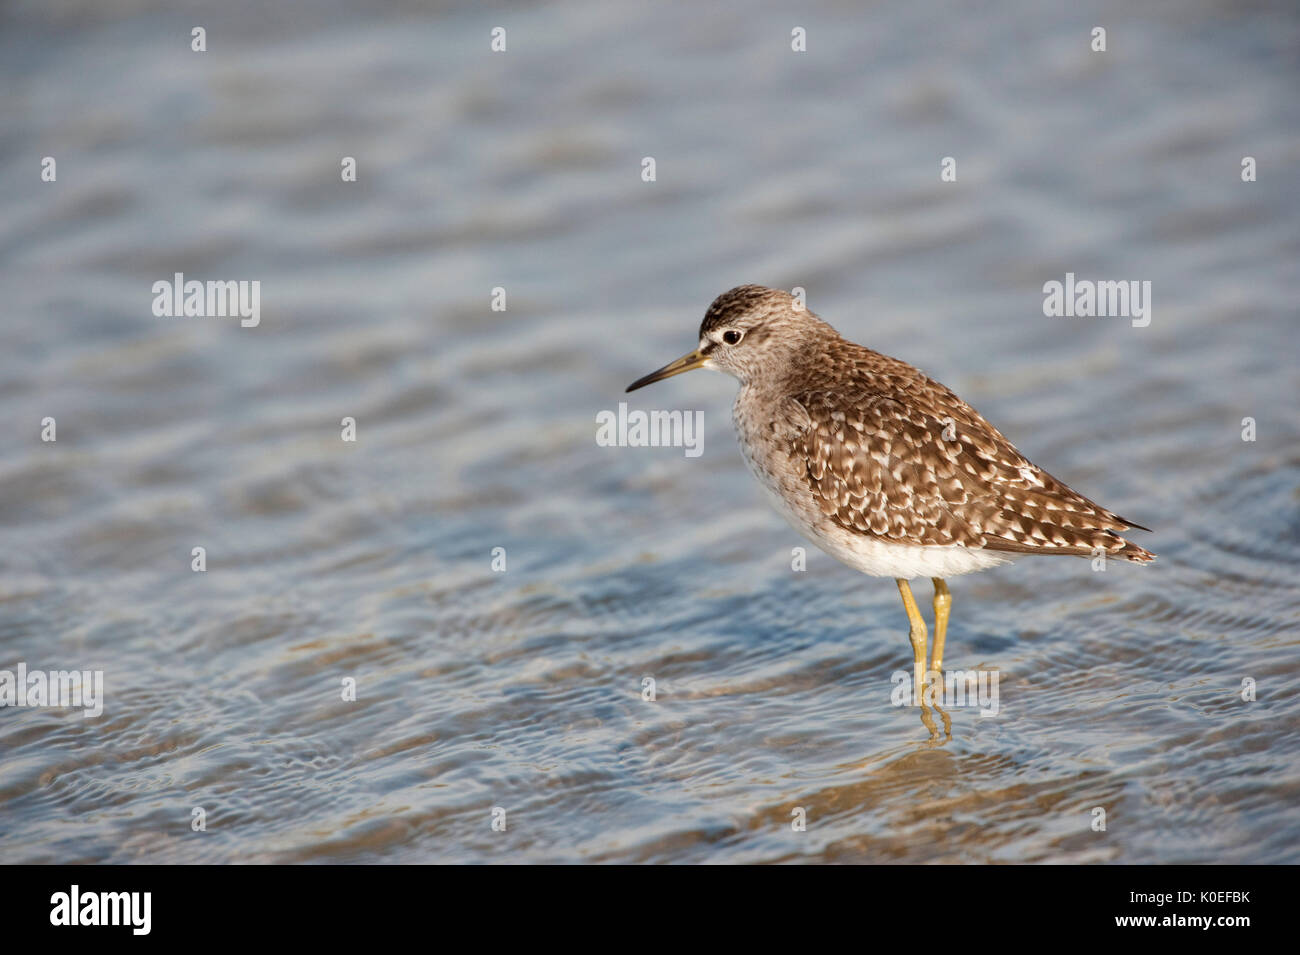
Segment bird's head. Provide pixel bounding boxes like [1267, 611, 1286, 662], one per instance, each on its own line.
[626, 285, 834, 392]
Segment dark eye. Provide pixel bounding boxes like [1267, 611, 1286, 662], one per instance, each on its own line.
[722, 330, 742, 345]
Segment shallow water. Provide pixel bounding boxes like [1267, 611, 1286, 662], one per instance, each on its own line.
[1, 0, 1298, 863]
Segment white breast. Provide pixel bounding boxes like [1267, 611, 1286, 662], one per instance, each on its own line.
[732, 389, 1012, 580]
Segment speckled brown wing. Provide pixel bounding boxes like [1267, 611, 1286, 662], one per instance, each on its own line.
[786, 377, 1154, 561]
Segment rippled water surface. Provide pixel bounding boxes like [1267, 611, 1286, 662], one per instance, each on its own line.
[2, 0, 1298, 863]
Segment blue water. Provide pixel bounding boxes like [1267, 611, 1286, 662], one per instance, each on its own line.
[1, 0, 1297, 863]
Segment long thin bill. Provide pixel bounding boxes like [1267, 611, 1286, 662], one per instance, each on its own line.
[625, 349, 707, 393]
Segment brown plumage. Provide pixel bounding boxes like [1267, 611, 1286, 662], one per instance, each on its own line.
[643, 284, 1154, 571]
[786, 356, 1154, 562]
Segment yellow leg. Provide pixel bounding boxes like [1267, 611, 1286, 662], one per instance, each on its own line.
[896, 578, 928, 706]
[931, 578, 951, 675]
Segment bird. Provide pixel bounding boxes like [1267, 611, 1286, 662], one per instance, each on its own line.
[625, 285, 1153, 708]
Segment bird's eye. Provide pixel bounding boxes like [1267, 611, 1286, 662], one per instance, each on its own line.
[722, 330, 742, 345]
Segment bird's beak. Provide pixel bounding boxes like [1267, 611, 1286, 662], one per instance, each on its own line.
[625, 349, 708, 393]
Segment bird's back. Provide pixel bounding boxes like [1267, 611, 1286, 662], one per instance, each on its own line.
[738, 332, 1154, 564]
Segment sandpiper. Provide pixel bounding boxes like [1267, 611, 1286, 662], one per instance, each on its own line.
[626, 285, 1153, 698]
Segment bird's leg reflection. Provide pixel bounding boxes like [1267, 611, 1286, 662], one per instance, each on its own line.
[917, 671, 953, 743]
[917, 699, 939, 740]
